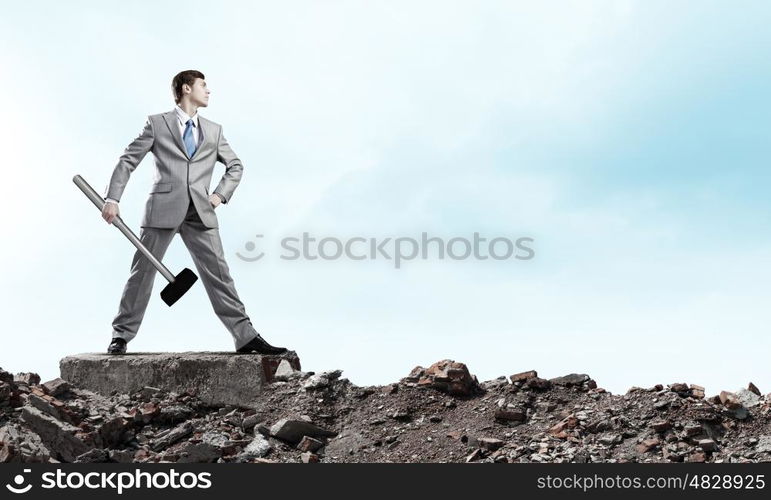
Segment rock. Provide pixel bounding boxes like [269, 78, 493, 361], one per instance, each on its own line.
[303, 370, 343, 390]
[239, 435, 271, 459]
[241, 414, 260, 432]
[747, 382, 761, 396]
[390, 408, 411, 421]
[42, 378, 71, 397]
[27, 394, 61, 420]
[0, 382, 11, 402]
[99, 417, 132, 447]
[19, 406, 90, 462]
[298, 436, 324, 452]
[510, 370, 538, 383]
[60, 352, 301, 406]
[668, 383, 691, 396]
[731, 407, 749, 420]
[220, 438, 251, 456]
[549, 373, 596, 390]
[176, 442, 222, 463]
[301, 451, 319, 463]
[151, 422, 194, 451]
[382, 383, 399, 394]
[200, 431, 229, 448]
[598, 433, 622, 446]
[651, 420, 671, 433]
[719, 391, 742, 409]
[585, 418, 612, 433]
[75, 448, 109, 463]
[477, 437, 504, 451]
[0, 423, 53, 463]
[136, 402, 160, 424]
[689, 384, 705, 399]
[446, 431, 465, 441]
[755, 436, 771, 454]
[482, 378, 509, 391]
[302, 375, 328, 390]
[549, 414, 579, 437]
[273, 360, 300, 381]
[133, 449, 153, 462]
[403, 360, 481, 397]
[494, 408, 526, 423]
[0, 444, 13, 463]
[685, 451, 707, 462]
[324, 429, 369, 456]
[108, 449, 135, 463]
[15, 373, 40, 385]
[636, 437, 660, 453]
[524, 377, 552, 391]
[465, 449, 484, 463]
[698, 439, 717, 452]
[690, 407, 720, 422]
[157, 405, 194, 424]
[736, 389, 761, 408]
[269, 418, 336, 444]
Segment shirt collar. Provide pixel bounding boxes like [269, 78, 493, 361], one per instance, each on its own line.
[174, 105, 199, 127]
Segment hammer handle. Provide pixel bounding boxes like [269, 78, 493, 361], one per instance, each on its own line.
[72, 175, 176, 283]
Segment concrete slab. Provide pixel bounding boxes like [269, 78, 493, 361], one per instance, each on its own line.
[59, 352, 301, 407]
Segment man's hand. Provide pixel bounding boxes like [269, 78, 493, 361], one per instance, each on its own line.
[209, 193, 223, 208]
[102, 201, 120, 224]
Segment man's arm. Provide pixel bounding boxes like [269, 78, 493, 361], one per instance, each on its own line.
[212, 126, 244, 204]
[104, 117, 155, 202]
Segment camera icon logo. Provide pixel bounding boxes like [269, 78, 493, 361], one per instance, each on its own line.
[5, 469, 32, 494]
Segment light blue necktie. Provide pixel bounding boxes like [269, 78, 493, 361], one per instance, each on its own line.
[183, 119, 197, 157]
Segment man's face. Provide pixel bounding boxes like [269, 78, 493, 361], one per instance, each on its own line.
[186, 78, 210, 107]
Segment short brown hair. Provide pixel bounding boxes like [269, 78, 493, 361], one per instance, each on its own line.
[172, 70, 205, 103]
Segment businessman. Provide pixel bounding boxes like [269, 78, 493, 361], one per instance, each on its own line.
[101, 70, 287, 356]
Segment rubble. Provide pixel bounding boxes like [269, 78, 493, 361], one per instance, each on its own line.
[303, 370, 343, 390]
[19, 406, 91, 462]
[269, 418, 337, 444]
[0, 362, 770, 463]
[238, 435, 271, 460]
[15, 373, 41, 385]
[42, 378, 71, 397]
[401, 360, 482, 397]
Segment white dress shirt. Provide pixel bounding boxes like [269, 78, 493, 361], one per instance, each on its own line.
[173, 104, 202, 149]
[105, 105, 216, 205]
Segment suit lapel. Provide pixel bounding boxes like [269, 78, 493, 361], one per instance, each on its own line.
[193, 117, 214, 160]
[163, 110, 190, 159]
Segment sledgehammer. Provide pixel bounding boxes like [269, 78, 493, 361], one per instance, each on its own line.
[72, 174, 198, 306]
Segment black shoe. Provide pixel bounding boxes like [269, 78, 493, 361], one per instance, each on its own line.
[107, 338, 127, 355]
[236, 334, 288, 355]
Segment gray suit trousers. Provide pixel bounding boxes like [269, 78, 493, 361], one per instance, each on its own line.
[111, 195, 257, 350]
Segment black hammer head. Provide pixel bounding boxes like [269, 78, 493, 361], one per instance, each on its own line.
[160, 267, 198, 306]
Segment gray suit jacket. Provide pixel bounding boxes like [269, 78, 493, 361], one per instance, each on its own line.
[104, 110, 243, 229]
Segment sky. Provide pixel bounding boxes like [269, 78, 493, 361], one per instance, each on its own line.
[1, 1, 770, 397]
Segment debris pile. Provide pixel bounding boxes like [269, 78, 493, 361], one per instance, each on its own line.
[2, 360, 770, 463]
